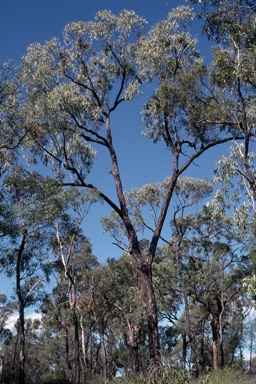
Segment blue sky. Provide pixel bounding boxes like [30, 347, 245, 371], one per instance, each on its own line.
[0, 0, 186, 64]
[0, 0, 222, 269]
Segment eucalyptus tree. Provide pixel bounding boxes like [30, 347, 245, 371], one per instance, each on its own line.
[244, 315, 256, 374]
[19, 7, 246, 365]
[84, 259, 130, 381]
[0, 62, 26, 177]
[152, 246, 181, 341]
[53, 232, 94, 384]
[185, 204, 250, 370]
[0, 170, 69, 384]
[20, 318, 47, 384]
[40, 282, 75, 382]
[0, 294, 14, 382]
[191, 0, 255, 44]
[0, 294, 14, 337]
[98, 255, 147, 375]
[188, 0, 256, 237]
[165, 177, 213, 375]
[193, 0, 256, 356]
[153, 175, 251, 371]
[50, 190, 97, 384]
[193, 0, 256, 207]
[43, 226, 98, 384]
[208, 152, 256, 313]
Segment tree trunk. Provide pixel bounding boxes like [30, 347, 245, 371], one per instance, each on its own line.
[80, 315, 88, 383]
[219, 292, 225, 368]
[113, 302, 141, 374]
[132, 345, 140, 373]
[67, 265, 81, 384]
[175, 246, 199, 376]
[212, 339, 218, 370]
[100, 326, 107, 382]
[16, 234, 27, 384]
[64, 328, 73, 383]
[182, 333, 188, 369]
[130, 326, 141, 374]
[88, 327, 93, 380]
[72, 307, 80, 384]
[199, 316, 206, 372]
[18, 307, 25, 384]
[220, 338, 224, 369]
[10, 334, 18, 382]
[126, 325, 141, 373]
[105, 115, 163, 366]
[210, 314, 219, 370]
[138, 260, 161, 365]
[249, 321, 253, 375]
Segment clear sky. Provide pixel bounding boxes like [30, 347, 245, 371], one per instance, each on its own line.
[0, 0, 221, 269]
[0, 0, 188, 64]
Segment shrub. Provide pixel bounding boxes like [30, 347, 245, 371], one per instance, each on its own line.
[197, 368, 250, 384]
[88, 367, 256, 384]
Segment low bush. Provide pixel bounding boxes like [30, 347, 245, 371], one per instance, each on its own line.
[196, 368, 254, 384]
[109, 367, 256, 384]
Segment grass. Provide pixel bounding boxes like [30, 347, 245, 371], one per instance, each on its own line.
[40, 367, 256, 383]
[110, 367, 256, 384]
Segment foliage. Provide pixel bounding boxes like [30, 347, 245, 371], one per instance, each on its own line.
[106, 367, 256, 384]
[197, 368, 251, 384]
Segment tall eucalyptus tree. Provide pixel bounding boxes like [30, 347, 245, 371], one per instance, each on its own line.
[18, 7, 246, 365]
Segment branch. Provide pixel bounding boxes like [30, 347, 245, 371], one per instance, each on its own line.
[62, 180, 122, 215]
[24, 278, 43, 307]
[0, 132, 27, 151]
[68, 112, 108, 146]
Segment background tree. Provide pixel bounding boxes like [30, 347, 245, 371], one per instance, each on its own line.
[50, 189, 96, 384]
[42, 229, 97, 384]
[186, 204, 250, 370]
[0, 62, 25, 177]
[0, 170, 70, 384]
[168, 178, 213, 376]
[194, 0, 256, 211]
